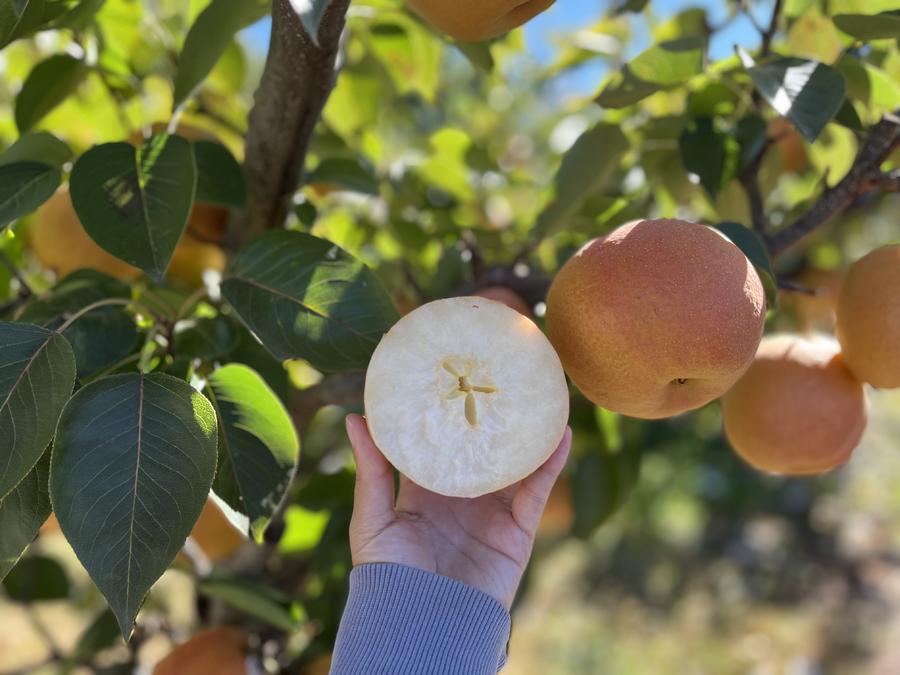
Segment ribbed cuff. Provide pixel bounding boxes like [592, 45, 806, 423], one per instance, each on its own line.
[330, 563, 511, 674]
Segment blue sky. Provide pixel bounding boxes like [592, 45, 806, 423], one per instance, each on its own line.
[241, 0, 767, 95]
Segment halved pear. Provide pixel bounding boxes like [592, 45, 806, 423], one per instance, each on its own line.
[364, 297, 569, 498]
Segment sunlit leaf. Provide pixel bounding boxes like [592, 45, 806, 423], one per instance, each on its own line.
[536, 122, 630, 236]
[596, 37, 705, 108]
[0, 322, 75, 500]
[69, 134, 197, 280]
[51, 373, 218, 636]
[206, 364, 299, 540]
[222, 231, 398, 370]
[172, 0, 269, 108]
[748, 58, 845, 142]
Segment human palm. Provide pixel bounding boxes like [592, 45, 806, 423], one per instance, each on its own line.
[346, 414, 572, 609]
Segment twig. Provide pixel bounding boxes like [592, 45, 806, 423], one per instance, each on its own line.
[769, 112, 900, 257]
[400, 260, 428, 303]
[777, 278, 815, 295]
[25, 607, 62, 662]
[55, 298, 137, 334]
[460, 231, 485, 281]
[759, 0, 784, 58]
[0, 250, 33, 298]
[242, 0, 351, 241]
[737, 138, 774, 235]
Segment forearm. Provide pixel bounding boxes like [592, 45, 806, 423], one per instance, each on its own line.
[330, 563, 511, 674]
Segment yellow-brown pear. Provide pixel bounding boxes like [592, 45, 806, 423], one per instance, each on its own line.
[835, 245, 900, 388]
[407, 0, 553, 42]
[546, 219, 765, 419]
[722, 334, 867, 475]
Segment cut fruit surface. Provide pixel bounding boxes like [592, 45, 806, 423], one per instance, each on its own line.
[364, 297, 569, 498]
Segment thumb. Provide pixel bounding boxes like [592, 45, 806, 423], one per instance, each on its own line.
[346, 414, 395, 525]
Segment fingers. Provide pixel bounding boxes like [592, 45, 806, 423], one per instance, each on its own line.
[346, 414, 395, 525]
[511, 427, 572, 536]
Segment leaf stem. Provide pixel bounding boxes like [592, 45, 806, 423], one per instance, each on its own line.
[54, 298, 156, 334]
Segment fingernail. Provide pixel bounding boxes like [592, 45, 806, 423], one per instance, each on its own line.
[345, 415, 357, 446]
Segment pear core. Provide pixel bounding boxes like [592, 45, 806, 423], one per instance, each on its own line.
[364, 297, 569, 498]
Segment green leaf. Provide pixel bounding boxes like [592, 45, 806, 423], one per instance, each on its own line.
[715, 222, 777, 308]
[51, 373, 218, 636]
[1, 0, 39, 46]
[70, 609, 121, 664]
[278, 505, 329, 553]
[172, 0, 269, 108]
[454, 39, 494, 71]
[734, 115, 768, 171]
[306, 157, 379, 195]
[19, 269, 140, 379]
[69, 134, 197, 280]
[596, 37, 705, 108]
[536, 122, 630, 236]
[833, 12, 900, 40]
[293, 0, 332, 45]
[197, 575, 302, 631]
[207, 364, 299, 540]
[2, 554, 69, 601]
[15, 54, 88, 133]
[0, 451, 51, 582]
[678, 118, 738, 198]
[572, 414, 640, 539]
[0, 322, 76, 499]
[194, 140, 246, 208]
[50, 0, 104, 31]
[0, 0, 58, 48]
[0, 131, 72, 167]
[173, 316, 239, 361]
[613, 0, 649, 14]
[369, 13, 442, 101]
[222, 231, 399, 370]
[748, 58, 845, 142]
[230, 325, 291, 403]
[0, 161, 60, 231]
[834, 99, 865, 133]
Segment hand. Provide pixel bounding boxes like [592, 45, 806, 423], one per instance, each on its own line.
[345, 414, 572, 609]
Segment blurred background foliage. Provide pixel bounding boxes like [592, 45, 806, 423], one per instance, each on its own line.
[1, 0, 899, 672]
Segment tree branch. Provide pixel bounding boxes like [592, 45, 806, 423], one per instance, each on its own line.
[242, 0, 351, 242]
[737, 138, 774, 235]
[769, 112, 900, 257]
[759, 0, 784, 57]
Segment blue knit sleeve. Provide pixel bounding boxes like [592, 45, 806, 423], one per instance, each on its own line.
[330, 563, 511, 674]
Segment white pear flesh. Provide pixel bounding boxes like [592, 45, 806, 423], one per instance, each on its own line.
[364, 296, 570, 498]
